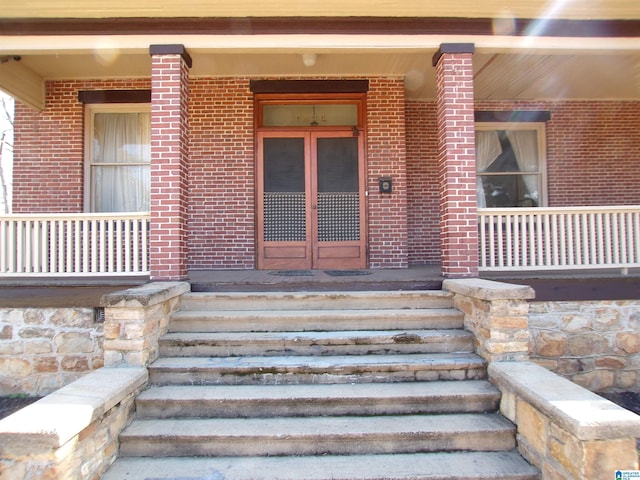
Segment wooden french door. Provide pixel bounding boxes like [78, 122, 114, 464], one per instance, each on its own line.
[257, 129, 366, 270]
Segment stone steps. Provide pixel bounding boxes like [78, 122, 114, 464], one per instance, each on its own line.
[168, 308, 464, 333]
[159, 329, 474, 356]
[148, 352, 488, 385]
[119, 413, 516, 457]
[178, 290, 455, 311]
[103, 290, 539, 480]
[103, 451, 539, 480]
[135, 380, 501, 418]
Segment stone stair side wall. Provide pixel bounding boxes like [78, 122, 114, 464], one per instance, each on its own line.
[444, 278, 640, 480]
[0, 367, 147, 480]
[490, 362, 640, 480]
[529, 299, 640, 392]
[0, 282, 188, 480]
[0, 307, 102, 396]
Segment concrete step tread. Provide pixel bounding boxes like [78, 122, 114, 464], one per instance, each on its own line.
[119, 413, 516, 456]
[135, 380, 501, 417]
[179, 290, 454, 311]
[122, 413, 514, 439]
[169, 308, 464, 333]
[171, 308, 461, 321]
[150, 353, 486, 372]
[103, 451, 539, 480]
[159, 329, 474, 355]
[161, 329, 473, 343]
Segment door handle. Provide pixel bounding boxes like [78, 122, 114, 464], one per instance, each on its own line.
[312, 204, 317, 209]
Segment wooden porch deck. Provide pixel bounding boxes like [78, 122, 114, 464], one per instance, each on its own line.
[0, 265, 638, 308]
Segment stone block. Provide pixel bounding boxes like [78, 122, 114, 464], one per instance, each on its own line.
[103, 321, 121, 340]
[568, 334, 610, 356]
[562, 314, 592, 333]
[488, 315, 528, 329]
[0, 324, 12, 339]
[548, 422, 581, 479]
[0, 341, 23, 355]
[23, 309, 45, 325]
[33, 356, 59, 373]
[0, 358, 31, 377]
[594, 357, 625, 369]
[573, 370, 615, 392]
[51, 309, 95, 328]
[18, 327, 55, 339]
[60, 356, 90, 372]
[536, 331, 567, 357]
[616, 332, 640, 354]
[24, 340, 53, 354]
[517, 400, 548, 456]
[584, 437, 638, 478]
[55, 333, 94, 354]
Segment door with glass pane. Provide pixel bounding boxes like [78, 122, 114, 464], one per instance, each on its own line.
[257, 130, 366, 270]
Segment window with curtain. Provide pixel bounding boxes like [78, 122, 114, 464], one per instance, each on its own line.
[86, 105, 150, 212]
[475, 123, 546, 208]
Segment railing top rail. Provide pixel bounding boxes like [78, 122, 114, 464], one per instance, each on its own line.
[0, 212, 151, 221]
[479, 205, 640, 215]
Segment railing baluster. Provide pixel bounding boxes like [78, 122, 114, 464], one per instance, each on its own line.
[0, 213, 150, 276]
[477, 206, 640, 272]
[99, 219, 106, 273]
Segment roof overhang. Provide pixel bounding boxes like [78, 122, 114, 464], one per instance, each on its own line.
[1, 15, 639, 111]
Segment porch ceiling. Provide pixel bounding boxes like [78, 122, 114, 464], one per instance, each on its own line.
[3, 47, 639, 103]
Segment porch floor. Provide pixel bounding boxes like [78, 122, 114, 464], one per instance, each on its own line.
[0, 265, 638, 308]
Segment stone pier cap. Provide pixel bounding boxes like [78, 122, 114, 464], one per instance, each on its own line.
[443, 278, 536, 301]
[490, 362, 640, 441]
[100, 281, 190, 308]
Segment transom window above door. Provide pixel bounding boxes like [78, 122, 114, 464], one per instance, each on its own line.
[475, 123, 547, 208]
[262, 104, 359, 127]
[255, 93, 366, 130]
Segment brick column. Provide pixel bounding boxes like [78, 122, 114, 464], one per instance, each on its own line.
[432, 44, 478, 277]
[149, 45, 191, 280]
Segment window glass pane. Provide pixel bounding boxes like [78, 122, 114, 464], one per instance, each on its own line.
[478, 174, 539, 208]
[263, 104, 358, 127]
[92, 165, 150, 212]
[93, 113, 150, 164]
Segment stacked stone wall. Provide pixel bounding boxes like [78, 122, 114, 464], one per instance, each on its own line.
[0, 307, 103, 396]
[529, 299, 640, 392]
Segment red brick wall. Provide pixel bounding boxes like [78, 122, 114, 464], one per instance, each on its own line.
[366, 78, 408, 268]
[406, 101, 440, 264]
[13, 79, 150, 213]
[188, 78, 255, 269]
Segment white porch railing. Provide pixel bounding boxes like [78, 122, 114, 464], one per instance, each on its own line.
[479, 206, 640, 271]
[0, 213, 150, 276]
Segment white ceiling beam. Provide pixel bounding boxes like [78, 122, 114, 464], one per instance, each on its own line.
[0, 59, 45, 111]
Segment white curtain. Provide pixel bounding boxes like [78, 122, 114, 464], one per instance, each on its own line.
[475, 131, 502, 208]
[506, 130, 539, 204]
[92, 112, 150, 212]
